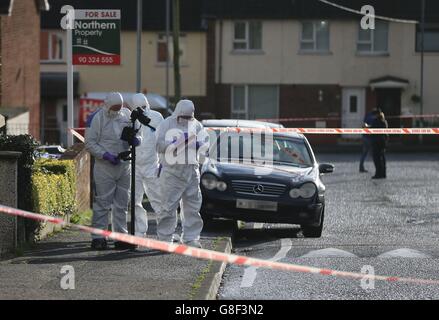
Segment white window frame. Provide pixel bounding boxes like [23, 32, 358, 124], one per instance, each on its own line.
[300, 21, 330, 53]
[357, 22, 389, 55]
[232, 21, 262, 52]
[41, 31, 65, 63]
[231, 85, 248, 119]
[231, 85, 279, 119]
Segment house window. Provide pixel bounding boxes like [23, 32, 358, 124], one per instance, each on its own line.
[349, 96, 358, 113]
[232, 85, 279, 120]
[157, 34, 186, 64]
[41, 31, 65, 62]
[300, 21, 330, 52]
[416, 23, 439, 52]
[233, 21, 262, 51]
[357, 21, 389, 54]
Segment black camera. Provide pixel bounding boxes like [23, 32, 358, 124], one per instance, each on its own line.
[130, 107, 151, 126]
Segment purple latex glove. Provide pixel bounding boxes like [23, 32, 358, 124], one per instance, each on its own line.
[132, 137, 140, 147]
[103, 152, 120, 165]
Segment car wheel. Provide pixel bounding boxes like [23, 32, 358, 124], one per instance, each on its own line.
[301, 209, 324, 238]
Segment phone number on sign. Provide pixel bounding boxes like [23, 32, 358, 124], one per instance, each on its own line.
[78, 56, 114, 64]
[73, 55, 120, 65]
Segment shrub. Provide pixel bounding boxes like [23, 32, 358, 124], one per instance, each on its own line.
[32, 159, 77, 217]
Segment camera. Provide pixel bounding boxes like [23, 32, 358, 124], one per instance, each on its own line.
[130, 107, 151, 126]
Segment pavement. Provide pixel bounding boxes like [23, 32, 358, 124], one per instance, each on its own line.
[218, 152, 439, 300]
[0, 214, 233, 300]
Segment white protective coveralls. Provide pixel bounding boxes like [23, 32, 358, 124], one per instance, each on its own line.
[131, 93, 164, 237]
[85, 92, 142, 239]
[155, 100, 209, 243]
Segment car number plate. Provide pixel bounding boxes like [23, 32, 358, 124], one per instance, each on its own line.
[236, 199, 278, 212]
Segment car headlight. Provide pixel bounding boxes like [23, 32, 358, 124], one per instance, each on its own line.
[201, 173, 218, 190]
[299, 182, 317, 198]
[216, 181, 227, 191]
[289, 182, 317, 199]
[289, 189, 301, 198]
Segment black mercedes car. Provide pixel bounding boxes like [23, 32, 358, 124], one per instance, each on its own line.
[200, 127, 334, 238]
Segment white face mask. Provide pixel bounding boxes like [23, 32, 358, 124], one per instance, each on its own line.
[108, 109, 120, 118]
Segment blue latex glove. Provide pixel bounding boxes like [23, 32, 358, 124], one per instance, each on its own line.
[103, 152, 120, 165]
[132, 137, 140, 147]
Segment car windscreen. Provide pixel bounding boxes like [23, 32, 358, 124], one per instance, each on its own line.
[208, 131, 313, 167]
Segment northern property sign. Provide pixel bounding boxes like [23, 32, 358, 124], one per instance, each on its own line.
[72, 10, 121, 65]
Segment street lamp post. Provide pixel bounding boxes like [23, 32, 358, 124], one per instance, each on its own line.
[166, 0, 170, 108]
[136, 0, 142, 93]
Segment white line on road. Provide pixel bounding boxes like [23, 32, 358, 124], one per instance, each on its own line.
[377, 248, 431, 259]
[240, 238, 293, 288]
[299, 248, 358, 258]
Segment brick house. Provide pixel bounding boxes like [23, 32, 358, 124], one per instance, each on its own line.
[202, 0, 439, 144]
[0, 0, 49, 138]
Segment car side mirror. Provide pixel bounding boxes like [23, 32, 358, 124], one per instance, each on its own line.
[319, 163, 334, 174]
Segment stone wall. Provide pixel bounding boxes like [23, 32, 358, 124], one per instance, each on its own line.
[0, 151, 20, 257]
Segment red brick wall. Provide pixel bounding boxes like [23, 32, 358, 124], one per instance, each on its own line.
[1, 1, 41, 139]
[279, 84, 341, 120]
[60, 143, 91, 213]
[40, 30, 49, 61]
[279, 84, 341, 145]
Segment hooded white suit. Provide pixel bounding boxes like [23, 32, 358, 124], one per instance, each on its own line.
[131, 93, 164, 237]
[155, 100, 209, 243]
[85, 92, 142, 239]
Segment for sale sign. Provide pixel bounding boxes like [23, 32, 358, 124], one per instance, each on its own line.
[72, 10, 121, 65]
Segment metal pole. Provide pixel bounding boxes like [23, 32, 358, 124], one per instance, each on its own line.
[419, 0, 425, 144]
[420, 0, 425, 117]
[172, 0, 181, 102]
[165, 0, 170, 108]
[136, 0, 142, 92]
[130, 121, 136, 237]
[67, 17, 74, 147]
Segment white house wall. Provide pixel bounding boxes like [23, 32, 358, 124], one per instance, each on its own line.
[218, 20, 439, 115]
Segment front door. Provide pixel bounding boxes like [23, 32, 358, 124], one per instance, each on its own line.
[342, 88, 366, 138]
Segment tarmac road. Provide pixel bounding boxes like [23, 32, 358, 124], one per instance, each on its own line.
[218, 153, 439, 300]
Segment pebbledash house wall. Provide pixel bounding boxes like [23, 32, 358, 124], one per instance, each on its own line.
[205, 20, 439, 137]
[40, 30, 208, 113]
[0, 0, 41, 139]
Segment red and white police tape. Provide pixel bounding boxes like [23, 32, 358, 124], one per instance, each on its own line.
[70, 127, 439, 142]
[1, 204, 439, 286]
[256, 114, 439, 123]
[70, 128, 85, 142]
[208, 127, 439, 135]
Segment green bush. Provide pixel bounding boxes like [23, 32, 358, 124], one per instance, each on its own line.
[32, 159, 77, 217]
